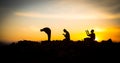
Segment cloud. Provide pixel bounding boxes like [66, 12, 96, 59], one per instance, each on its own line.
[1, 0, 120, 20]
[0, 0, 57, 9]
[0, 0, 120, 14]
[14, 11, 118, 20]
[87, 0, 120, 14]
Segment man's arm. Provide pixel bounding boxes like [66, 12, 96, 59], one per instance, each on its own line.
[85, 30, 89, 36]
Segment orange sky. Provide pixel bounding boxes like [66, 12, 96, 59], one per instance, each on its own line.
[0, 0, 120, 43]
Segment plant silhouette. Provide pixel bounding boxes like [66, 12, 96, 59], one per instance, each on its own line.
[40, 27, 51, 41]
[1, 39, 120, 63]
[63, 29, 70, 41]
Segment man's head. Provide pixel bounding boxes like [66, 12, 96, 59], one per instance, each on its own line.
[91, 29, 94, 33]
[63, 29, 67, 32]
[40, 27, 50, 33]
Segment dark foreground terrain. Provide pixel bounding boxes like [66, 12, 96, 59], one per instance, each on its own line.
[0, 40, 120, 63]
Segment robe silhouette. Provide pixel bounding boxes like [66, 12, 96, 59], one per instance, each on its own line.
[40, 27, 51, 41]
[63, 29, 70, 41]
[84, 29, 96, 45]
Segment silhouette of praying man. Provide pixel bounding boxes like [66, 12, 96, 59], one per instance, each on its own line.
[85, 29, 95, 41]
[40, 27, 51, 41]
[63, 29, 70, 41]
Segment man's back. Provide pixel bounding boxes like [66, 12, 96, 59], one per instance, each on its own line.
[89, 33, 95, 41]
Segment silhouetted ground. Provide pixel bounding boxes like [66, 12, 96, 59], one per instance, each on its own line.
[0, 40, 120, 63]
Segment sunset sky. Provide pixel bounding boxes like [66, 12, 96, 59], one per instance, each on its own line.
[0, 0, 120, 43]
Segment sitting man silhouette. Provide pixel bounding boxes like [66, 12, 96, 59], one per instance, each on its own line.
[84, 29, 96, 42]
[40, 27, 51, 41]
[63, 29, 70, 41]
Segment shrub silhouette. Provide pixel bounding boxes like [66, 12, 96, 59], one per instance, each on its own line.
[0, 40, 120, 63]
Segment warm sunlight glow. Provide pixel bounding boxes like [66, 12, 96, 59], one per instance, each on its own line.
[1, 0, 120, 43]
[95, 28, 105, 32]
[95, 37, 99, 42]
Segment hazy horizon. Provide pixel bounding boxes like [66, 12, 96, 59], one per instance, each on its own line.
[0, 0, 120, 43]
